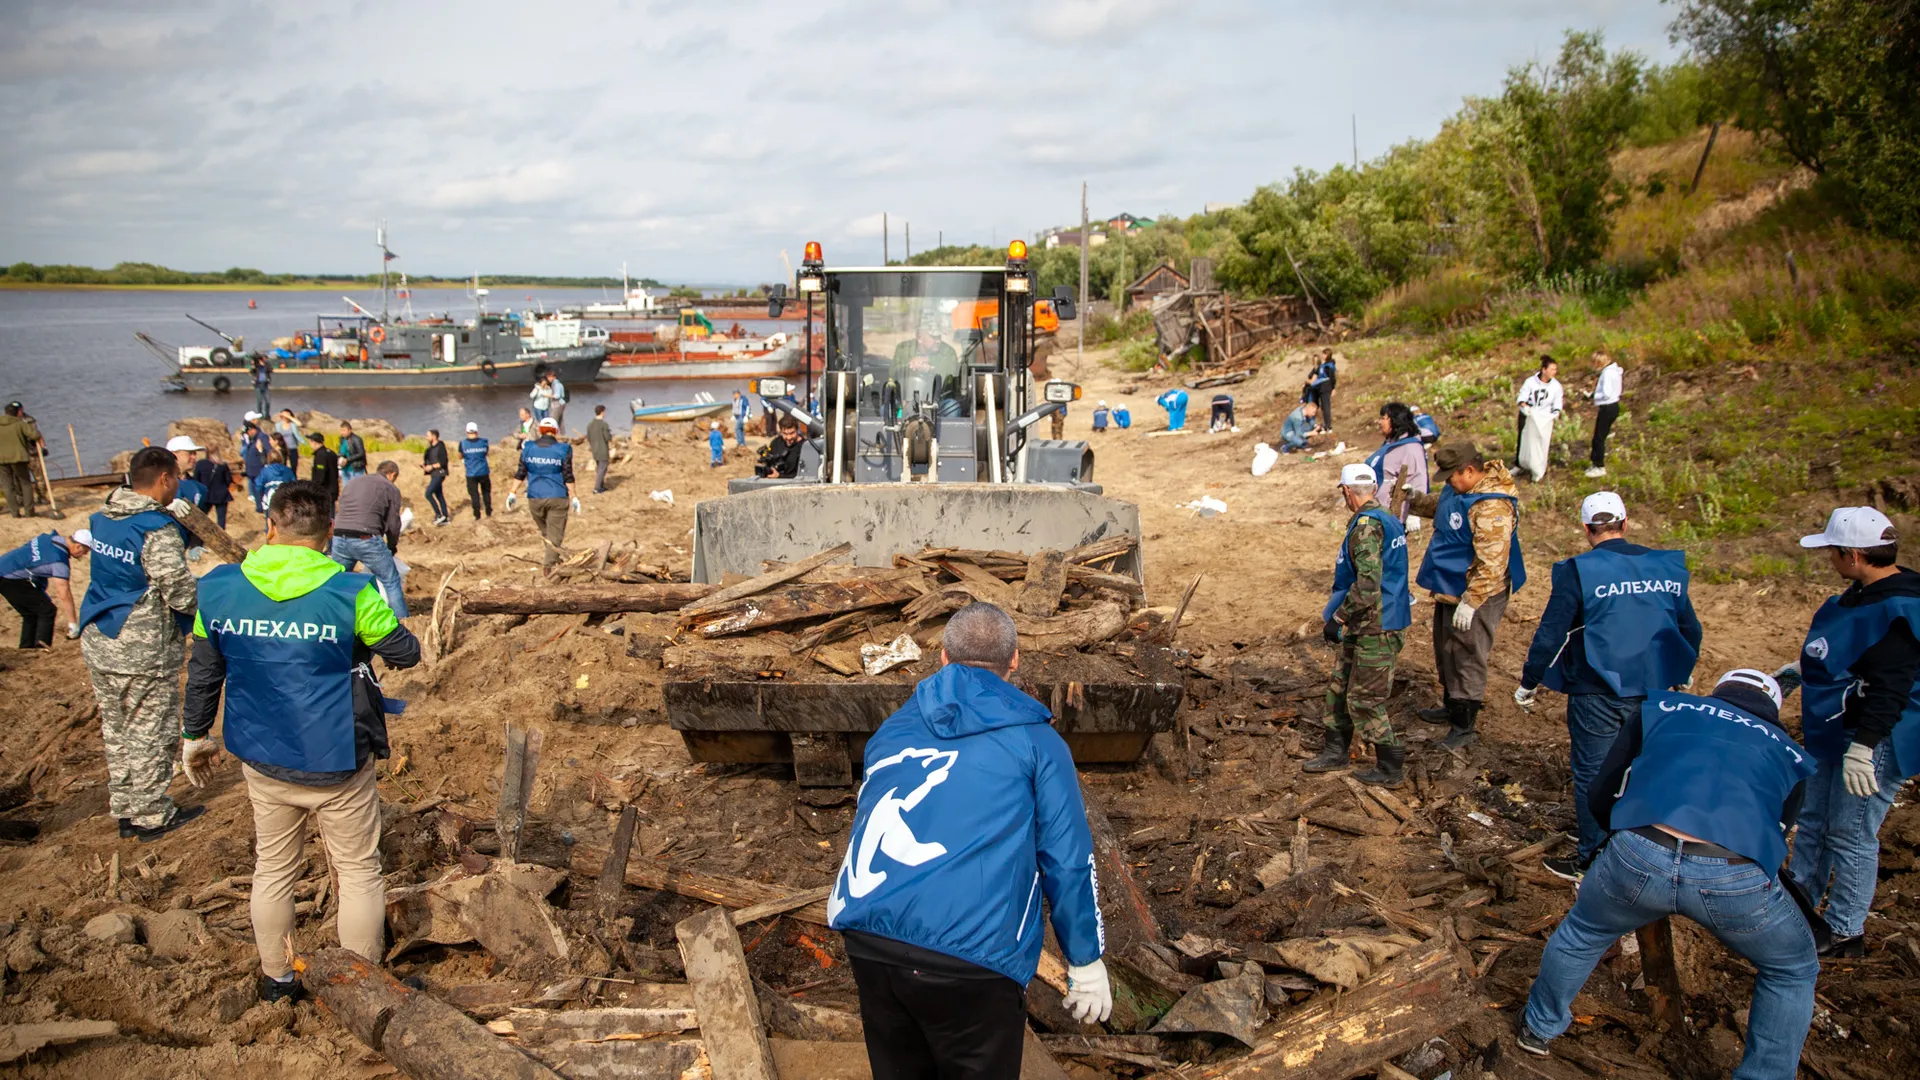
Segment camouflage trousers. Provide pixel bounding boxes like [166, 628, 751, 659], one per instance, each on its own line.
[1326, 631, 1403, 748]
[86, 668, 182, 829]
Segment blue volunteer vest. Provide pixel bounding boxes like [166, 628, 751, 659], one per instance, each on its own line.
[199, 564, 367, 773]
[1800, 594, 1920, 778]
[77, 509, 184, 638]
[1546, 547, 1697, 697]
[1323, 506, 1413, 631]
[0, 533, 68, 579]
[521, 440, 572, 499]
[1366, 436, 1424, 479]
[176, 476, 207, 506]
[459, 437, 491, 477]
[255, 464, 294, 511]
[1414, 414, 1441, 441]
[1092, 408, 1109, 427]
[1607, 692, 1816, 877]
[1415, 488, 1527, 598]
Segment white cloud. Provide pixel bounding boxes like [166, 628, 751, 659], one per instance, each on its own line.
[425, 162, 577, 211]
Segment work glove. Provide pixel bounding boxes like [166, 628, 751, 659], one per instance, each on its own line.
[1773, 662, 1803, 696]
[181, 737, 222, 787]
[1451, 601, 1478, 633]
[1842, 743, 1878, 799]
[168, 498, 195, 518]
[505, 493, 519, 511]
[1322, 620, 1342, 645]
[65, 622, 80, 640]
[1513, 685, 1538, 710]
[570, 496, 582, 513]
[1063, 959, 1113, 1025]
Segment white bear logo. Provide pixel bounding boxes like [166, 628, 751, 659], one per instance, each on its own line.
[1806, 637, 1829, 661]
[828, 747, 958, 922]
[1449, 512, 1464, 530]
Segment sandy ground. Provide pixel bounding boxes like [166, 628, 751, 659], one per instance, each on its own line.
[0, 347, 1914, 1079]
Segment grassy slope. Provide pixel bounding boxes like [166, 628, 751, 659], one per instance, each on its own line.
[1339, 129, 1920, 582]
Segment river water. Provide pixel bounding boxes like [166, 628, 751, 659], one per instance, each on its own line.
[0, 287, 800, 476]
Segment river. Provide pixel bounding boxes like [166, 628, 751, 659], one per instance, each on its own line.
[0, 287, 801, 475]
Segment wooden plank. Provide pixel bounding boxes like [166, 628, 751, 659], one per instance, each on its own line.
[459, 583, 715, 615]
[498, 725, 531, 863]
[1065, 563, 1146, 597]
[1015, 549, 1069, 617]
[595, 805, 639, 915]
[940, 557, 1019, 607]
[0, 1021, 120, 1065]
[571, 846, 830, 926]
[676, 906, 780, 1080]
[1304, 809, 1397, 838]
[1637, 917, 1686, 1030]
[731, 886, 833, 927]
[1067, 534, 1137, 566]
[172, 502, 249, 564]
[1290, 817, 1310, 876]
[681, 542, 853, 615]
[684, 574, 925, 638]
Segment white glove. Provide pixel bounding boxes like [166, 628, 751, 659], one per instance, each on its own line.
[65, 621, 80, 639]
[1513, 685, 1538, 710]
[570, 496, 582, 513]
[182, 737, 222, 787]
[1774, 662, 1802, 696]
[505, 493, 519, 511]
[1063, 959, 1113, 1025]
[1842, 743, 1879, 799]
[168, 498, 195, 518]
[1451, 601, 1478, 633]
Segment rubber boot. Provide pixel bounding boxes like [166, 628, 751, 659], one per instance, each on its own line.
[1417, 697, 1453, 725]
[1303, 729, 1352, 773]
[1439, 700, 1480, 750]
[1353, 743, 1407, 788]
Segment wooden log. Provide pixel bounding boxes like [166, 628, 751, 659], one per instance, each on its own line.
[172, 502, 249, 564]
[1155, 941, 1476, 1079]
[595, 805, 639, 915]
[571, 846, 831, 926]
[0, 1021, 119, 1064]
[684, 574, 926, 638]
[731, 885, 833, 927]
[458, 583, 715, 615]
[1065, 563, 1145, 597]
[1304, 809, 1398, 838]
[681, 542, 853, 615]
[1290, 817, 1310, 876]
[294, 948, 565, 1080]
[1636, 917, 1686, 1030]
[497, 725, 542, 863]
[1014, 601, 1129, 651]
[1016, 549, 1069, 617]
[941, 558, 1020, 607]
[1067, 534, 1138, 566]
[676, 906, 780, 1080]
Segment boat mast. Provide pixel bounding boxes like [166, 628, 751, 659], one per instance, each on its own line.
[377, 221, 390, 322]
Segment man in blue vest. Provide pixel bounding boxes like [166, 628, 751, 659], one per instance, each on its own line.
[77, 447, 203, 841]
[0, 529, 86, 648]
[1308, 464, 1414, 786]
[506, 416, 579, 569]
[1780, 506, 1920, 958]
[1514, 492, 1702, 879]
[458, 421, 492, 519]
[179, 480, 421, 1003]
[830, 602, 1109, 1078]
[1517, 670, 1819, 1079]
[1408, 441, 1525, 749]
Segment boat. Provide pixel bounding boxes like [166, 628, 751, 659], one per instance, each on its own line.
[566, 263, 675, 319]
[630, 392, 731, 423]
[601, 323, 807, 381]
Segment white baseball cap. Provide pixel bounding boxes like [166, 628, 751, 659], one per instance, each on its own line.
[164, 435, 204, 453]
[242, 410, 261, 422]
[1717, 668, 1783, 710]
[710, 421, 720, 430]
[1339, 463, 1377, 488]
[70, 528, 92, 548]
[1800, 507, 1897, 549]
[1581, 491, 1627, 526]
[465, 422, 479, 433]
[536, 417, 559, 432]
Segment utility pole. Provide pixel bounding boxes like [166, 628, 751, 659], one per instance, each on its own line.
[1352, 114, 1358, 169]
[1078, 182, 1089, 370]
[938, 230, 942, 250]
[883, 212, 889, 265]
[905, 222, 911, 261]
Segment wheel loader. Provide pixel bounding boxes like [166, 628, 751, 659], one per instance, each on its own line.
[665, 241, 1185, 785]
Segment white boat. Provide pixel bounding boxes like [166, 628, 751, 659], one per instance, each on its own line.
[574, 262, 665, 317]
[600, 336, 806, 381]
[630, 392, 732, 423]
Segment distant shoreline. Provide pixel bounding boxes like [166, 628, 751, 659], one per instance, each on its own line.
[0, 281, 625, 292]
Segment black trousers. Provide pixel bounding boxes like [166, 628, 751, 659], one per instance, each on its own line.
[0, 578, 56, 648]
[1516, 409, 1527, 459]
[850, 956, 1027, 1080]
[466, 475, 493, 518]
[1590, 403, 1620, 467]
[1313, 383, 1334, 428]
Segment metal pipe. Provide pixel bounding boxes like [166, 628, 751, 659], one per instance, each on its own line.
[984, 374, 1003, 484]
[829, 371, 847, 484]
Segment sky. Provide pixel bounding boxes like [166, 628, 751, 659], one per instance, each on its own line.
[0, 0, 1683, 284]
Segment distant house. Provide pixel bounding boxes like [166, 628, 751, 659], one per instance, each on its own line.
[1043, 230, 1107, 249]
[1124, 262, 1189, 310]
[1106, 213, 1153, 233]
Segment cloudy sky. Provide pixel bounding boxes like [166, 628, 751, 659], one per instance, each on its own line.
[1, 0, 1681, 283]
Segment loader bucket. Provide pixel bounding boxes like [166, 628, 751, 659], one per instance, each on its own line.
[690, 483, 1143, 584]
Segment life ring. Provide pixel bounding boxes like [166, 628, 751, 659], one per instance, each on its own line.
[212, 375, 232, 392]
[370, 325, 387, 344]
[359, 345, 369, 363]
[481, 359, 498, 378]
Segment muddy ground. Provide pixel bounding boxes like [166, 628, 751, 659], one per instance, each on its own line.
[0, 346, 1915, 1079]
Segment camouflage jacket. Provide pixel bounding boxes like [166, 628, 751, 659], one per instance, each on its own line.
[1336, 499, 1389, 635]
[1461, 461, 1520, 608]
[79, 487, 198, 676]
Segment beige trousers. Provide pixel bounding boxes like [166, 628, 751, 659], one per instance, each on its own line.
[243, 761, 385, 979]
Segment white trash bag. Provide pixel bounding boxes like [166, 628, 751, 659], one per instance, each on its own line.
[1251, 442, 1280, 477]
[1518, 404, 1553, 482]
[649, 489, 675, 507]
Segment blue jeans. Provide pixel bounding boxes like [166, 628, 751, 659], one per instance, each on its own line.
[1567, 692, 1642, 864]
[424, 475, 449, 520]
[734, 416, 748, 447]
[1787, 740, 1901, 939]
[532, 406, 549, 422]
[1525, 830, 1817, 1080]
[329, 535, 408, 618]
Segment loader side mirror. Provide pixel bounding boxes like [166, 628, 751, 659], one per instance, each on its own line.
[1050, 286, 1076, 322]
[767, 284, 787, 319]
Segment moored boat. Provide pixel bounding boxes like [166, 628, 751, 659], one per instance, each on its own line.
[630, 393, 732, 423]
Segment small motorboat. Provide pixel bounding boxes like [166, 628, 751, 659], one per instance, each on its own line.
[630, 392, 730, 423]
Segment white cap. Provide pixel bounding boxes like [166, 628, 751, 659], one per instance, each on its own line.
[1581, 491, 1627, 526]
[1800, 506, 1897, 549]
[711, 421, 720, 429]
[537, 417, 559, 432]
[242, 410, 261, 422]
[164, 435, 203, 453]
[1099, 400, 1108, 407]
[1339, 463, 1377, 488]
[1717, 668, 1783, 710]
[70, 528, 91, 548]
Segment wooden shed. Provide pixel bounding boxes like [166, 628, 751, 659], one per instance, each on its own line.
[1124, 262, 1190, 310]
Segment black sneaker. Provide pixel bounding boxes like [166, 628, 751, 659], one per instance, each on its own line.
[258, 974, 304, 1004]
[1544, 856, 1585, 883]
[132, 804, 206, 842]
[1516, 1023, 1552, 1057]
[1818, 934, 1865, 959]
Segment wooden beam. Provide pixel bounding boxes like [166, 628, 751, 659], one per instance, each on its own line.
[680, 542, 853, 615]
[684, 574, 925, 638]
[172, 503, 249, 564]
[1636, 917, 1686, 1030]
[459, 583, 715, 615]
[594, 805, 639, 915]
[731, 886, 833, 927]
[571, 846, 831, 926]
[676, 906, 780, 1080]
[1015, 549, 1069, 617]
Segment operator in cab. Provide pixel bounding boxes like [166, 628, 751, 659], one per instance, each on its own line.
[755, 416, 807, 479]
[891, 325, 961, 418]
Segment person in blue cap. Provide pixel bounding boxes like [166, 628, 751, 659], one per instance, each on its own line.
[1779, 506, 1920, 959]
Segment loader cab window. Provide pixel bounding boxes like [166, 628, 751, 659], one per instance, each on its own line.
[827, 270, 999, 421]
